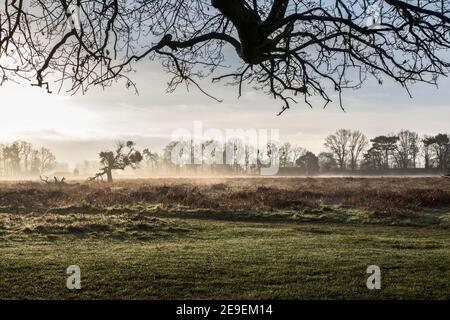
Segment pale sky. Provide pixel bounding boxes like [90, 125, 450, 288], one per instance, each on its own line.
[1, 59, 450, 168]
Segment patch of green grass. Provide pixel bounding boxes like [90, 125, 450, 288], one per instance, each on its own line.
[0, 214, 449, 299]
[1, 178, 449, 299]
[22, 203, 448, 228]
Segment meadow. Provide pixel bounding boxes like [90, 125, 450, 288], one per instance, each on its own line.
[0, 177, 449, 299]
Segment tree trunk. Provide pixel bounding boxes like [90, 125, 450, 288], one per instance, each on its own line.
[385, 150, 389, 169]
[106, 169, 113, 183]
[211, 0, 265, 64]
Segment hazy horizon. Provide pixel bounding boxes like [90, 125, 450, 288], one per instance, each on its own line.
[1, 60, 450, 169]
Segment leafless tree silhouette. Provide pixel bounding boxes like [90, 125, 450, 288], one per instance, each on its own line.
[1, 1, 450, 113]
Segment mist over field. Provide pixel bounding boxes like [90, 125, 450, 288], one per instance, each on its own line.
[1, 0, 450, 305]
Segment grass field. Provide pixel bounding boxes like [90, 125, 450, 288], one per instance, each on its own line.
[0, 177, 449, 299]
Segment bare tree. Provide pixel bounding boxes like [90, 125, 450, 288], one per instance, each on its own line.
[324, 129, 351, 169]
[409, 131, 421, 168]
[290, 145, 306, 166]
[257, 141, 278, 171]
[201, 139, 219, 166]
[90, 141, 143, 182]
[225, 138, 246, 171]
[203, 139, 223, 166]
[38, 147, 56, 174]
[1, 1, 450, 113]
[30, 150, 41, 174]
[164, 141, 182, 167]
[19, 141, 32, 173]
[3, 142, 21, 175]
[392, 130, 420, 168]
[279, 142, 292, 167]
[348, 131, 368, 170]
[243, 144, 258, 173]
[142, 148, 160, 170]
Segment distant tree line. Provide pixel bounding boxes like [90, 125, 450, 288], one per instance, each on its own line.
[0, 141, 57, 176]
[322, 129, 450, 172]
[79, 131, 450, 180]
[137, 130, 450, 175]
[4, 130, 447, 179]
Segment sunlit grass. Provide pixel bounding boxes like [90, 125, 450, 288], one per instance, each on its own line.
[0, 177, 449, 299]
[0, 213, 449, 299]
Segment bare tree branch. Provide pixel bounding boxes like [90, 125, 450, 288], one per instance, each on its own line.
[1, 0, 450, 112]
